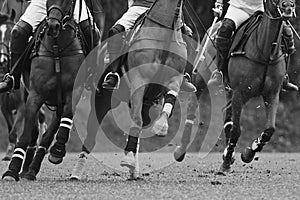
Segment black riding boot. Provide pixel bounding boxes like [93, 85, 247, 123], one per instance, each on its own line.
[79, 19, 101, 53]
[282, 22, 298, 91]
[208, 18, 235, 87]
[102, 24, 125, 90]
[180, 23, 197, 93]
[0, 20, 32, 93]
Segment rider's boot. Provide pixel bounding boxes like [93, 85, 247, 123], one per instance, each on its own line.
[181, 24, 197, 93]
[0, 20, 32, 93]
[79, 19, 101, 53]
[102, 24, 125, 90]
[282, 22, 298, 91]
[208, 18, 236, 87]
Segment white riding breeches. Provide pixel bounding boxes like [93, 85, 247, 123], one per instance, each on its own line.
[20, 0, 92, 31]
[114, 5, 148, 30]
[226, 0, 264, 28]
[225, 4, 263, 28]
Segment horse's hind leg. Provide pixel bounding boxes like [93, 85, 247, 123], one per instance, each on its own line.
[219, 90, 244, 173]
[2, 91, 43, 181]
[174, 93, 198, 162]
[24, 113, 60, 181]
[241, 92, 279, 163]
[49, 94, 74, 165]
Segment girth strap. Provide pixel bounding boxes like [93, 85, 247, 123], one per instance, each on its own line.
[53, 42, 64, 117]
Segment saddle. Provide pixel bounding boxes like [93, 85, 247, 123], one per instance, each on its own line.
[229, 11, 263, 58]
[228, 11, 286, 65]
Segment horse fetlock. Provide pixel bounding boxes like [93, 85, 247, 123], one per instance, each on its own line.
[223, 145, 236, 164]
[251, 138, 265, 152]
[152, 116, 168, 137]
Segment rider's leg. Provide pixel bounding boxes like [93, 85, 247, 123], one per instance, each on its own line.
[208, 18, 235, 86]
[101, 24, 126, 90]
[181, 24, 197, 92]
[102, 5, 149, 90]
[0, 20, 32, 93]
[79, 19, 101, 53]
[282, 21, 298, 91]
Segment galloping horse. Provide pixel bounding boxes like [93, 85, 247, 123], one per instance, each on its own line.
[2, 0, 85, 181]
[218, 0, 296, 173]
[70, 0, 188, 179]
[0, 0, 47, 162]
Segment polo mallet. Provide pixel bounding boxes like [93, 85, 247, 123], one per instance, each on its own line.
[192, 0, 222, 73]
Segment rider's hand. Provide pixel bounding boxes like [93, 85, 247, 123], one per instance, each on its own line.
[212, 1, 223, 18]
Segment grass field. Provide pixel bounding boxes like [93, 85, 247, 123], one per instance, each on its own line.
[0, 152, 299, 200]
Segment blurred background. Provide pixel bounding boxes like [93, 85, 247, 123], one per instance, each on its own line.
[0, 0, 299, 153]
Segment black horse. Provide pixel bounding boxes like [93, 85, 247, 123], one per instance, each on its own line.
[2, 0, 85, 181]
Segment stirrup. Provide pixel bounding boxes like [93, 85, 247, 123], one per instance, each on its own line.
[3, 73, 15, 92]
[103, 72, 120, 90]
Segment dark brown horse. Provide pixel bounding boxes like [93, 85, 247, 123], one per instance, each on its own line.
[0, 1, 47, 162]
[218, 0, 296, 173]
[2, 0, 85, 181]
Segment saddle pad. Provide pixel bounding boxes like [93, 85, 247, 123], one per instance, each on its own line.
[147, 0, 179, 29]
[229, 11, 263, 57]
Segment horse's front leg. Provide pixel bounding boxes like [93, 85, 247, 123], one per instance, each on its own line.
[2, 91, 43, 181]
[120, 78, 146, 179]
[48, 93, 74, 165]
[174, 92, 198, 162]
[23, 113, 60, 181]
[219, 90, 244, 173]
[241, 92, 279, 163]
[152, 74, 183, 136]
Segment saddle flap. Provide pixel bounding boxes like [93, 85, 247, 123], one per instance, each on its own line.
[229, 11, 263, 57]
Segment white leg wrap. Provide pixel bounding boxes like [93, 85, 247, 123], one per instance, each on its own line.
[185, 119, 194, 125]
[60, 118, 73, 130]
[162, 103, 173, 117]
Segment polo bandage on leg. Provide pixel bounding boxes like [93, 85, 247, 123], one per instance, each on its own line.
[60, 118, 73, 130]
[12, 148, 26, 160]
[162, 90, 178, 117]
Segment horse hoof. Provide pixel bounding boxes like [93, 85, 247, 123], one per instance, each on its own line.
[241, 147, 256, 163]
[120, 152, 139, 179]
[23, 170, 36, 181]
[19, 170, 28, 178]
[173, 146, 186, 162]
[2, 156, 11, 161]
[49, 144, 66, 159]
[218, 161, 232, 174]
[2, 170, 19, 181]
[48, 154, 63, 165]
[69, 176, 80, 181]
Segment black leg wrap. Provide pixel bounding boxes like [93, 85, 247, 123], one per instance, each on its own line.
[125, 135, 138, 153]
[21, 146, 36, 174]
[28, 147, 46, 176]
[260, 127, 275, 144]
